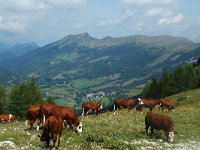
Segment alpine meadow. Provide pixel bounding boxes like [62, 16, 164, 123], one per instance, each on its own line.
[0, 33, 200, 149]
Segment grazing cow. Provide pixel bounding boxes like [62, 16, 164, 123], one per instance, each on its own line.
[40, 103, 56, 124]
[39, 116, 63, 148]
[159, 99, 175, 112]
[113, 98, 141, 115]
[82, 102, 102, 116]
[26, 104, 43, 130]
[0, 114, 16, 123]
[41, 104, 82, 133]
[137, 98, 160, 111]
[145, 112, 175, 142]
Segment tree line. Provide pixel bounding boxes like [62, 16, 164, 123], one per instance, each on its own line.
[0, 78, 55, 120]
[142, 62, 200, 99]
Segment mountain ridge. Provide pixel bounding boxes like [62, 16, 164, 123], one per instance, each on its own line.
[1, 33, 200, 103]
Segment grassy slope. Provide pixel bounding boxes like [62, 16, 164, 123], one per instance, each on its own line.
[0, 89, 200, 149]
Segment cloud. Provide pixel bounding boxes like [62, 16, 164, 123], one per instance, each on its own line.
[0, 15, 26, 34]
[0, 0, 87, 37]
[121, 0, 173, 6]
[97, 8, 133, 28]
[158, 13, 184, 25]
[136, 22, 144, 30]
[0, 0, 86, 12]
[146, 7, 163, 16]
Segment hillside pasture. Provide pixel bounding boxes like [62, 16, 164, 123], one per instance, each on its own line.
[0, 89, 200, 149]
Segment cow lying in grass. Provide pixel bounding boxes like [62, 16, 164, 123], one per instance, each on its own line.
[39, 116, 63, 148]
[145, 112, 175, 142]
[0, 114, 16, 123]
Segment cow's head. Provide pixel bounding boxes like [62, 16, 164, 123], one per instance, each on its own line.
[75, 122, 82, 133]
[170, 106, 175, 113]
[137, 98, 144, 105]
[99, 104, 103, 110]
[168, 132, 175, 142]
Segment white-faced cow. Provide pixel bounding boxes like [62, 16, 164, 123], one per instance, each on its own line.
[145, 112, 175, 142]
[113, 98, 141, 115]
[137, 98, 160, 112]
[0, 114, 16, 123]
[39, 116, 63, 148]
[82, 102, 102, 116]
[158, 99, 175, 112]
[26, 104, 43, 130]
[41, 104, 82, 133]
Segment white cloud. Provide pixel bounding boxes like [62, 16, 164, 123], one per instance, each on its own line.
[146, 7, 162, 16]
[0, 0, 86, 12]
[136, 22, 144, 30]
[158, 13, 184, 25]
[122, 0, 173, 6]
[97, 8, 133, 28]
[0, 15, 26, 34]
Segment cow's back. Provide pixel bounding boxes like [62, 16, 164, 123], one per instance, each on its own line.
[45, 116, 63, 133]
[83, 102, 100, 110]
[145, 112, 173, 132]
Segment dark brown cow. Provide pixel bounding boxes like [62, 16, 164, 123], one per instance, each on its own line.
[137, 98, 160, 111]
[0, 114, 16, 123]
[26, 104, 43, 130]
[113, 98, 141, 115]
[82, 102, 102, 116]
[159, 99, 175, 112]
[41, 104, 82, 133]
[39, 116, 63, 148]
[145, 112, 175, 142]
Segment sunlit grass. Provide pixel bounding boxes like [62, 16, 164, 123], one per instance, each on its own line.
[0, 89, 200, 149]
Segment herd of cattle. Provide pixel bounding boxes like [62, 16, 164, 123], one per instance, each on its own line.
[0, 97, 175, 148]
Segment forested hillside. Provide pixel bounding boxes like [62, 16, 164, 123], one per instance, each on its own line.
[1, 33, 200, 106]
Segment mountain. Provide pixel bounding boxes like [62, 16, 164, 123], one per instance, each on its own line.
[0, 42, 39, 63]
[0, 65, 17, 85]
[1, 33, 200, 104]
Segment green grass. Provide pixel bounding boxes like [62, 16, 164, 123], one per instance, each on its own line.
[1, 89, 200, 149]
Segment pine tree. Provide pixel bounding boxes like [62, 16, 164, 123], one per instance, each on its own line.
[0, 86, 6, 113]
[9, 79, 44, 119]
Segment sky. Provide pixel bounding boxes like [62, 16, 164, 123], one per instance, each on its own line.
[0, 0, 200, 46]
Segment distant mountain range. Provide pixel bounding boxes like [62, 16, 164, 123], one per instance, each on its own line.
[0, 33, 200, 102]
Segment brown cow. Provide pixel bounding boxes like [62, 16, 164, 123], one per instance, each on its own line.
[82, 102, 102, 116]
[113, 98, 142, 115]
[40, 103, 56, 124]
[0, 114, 16, 123]
[145, 112, 175, 142]
[26, 104, 43, 130]
[39, 116, 63, 148]
[41, 104, 82, 133]
[137, 98, 160, 111]
[159, 99, 175, 112]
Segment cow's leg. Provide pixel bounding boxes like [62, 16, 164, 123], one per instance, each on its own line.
[31, 118, 36, 129]
[82, 108, 85, 116]
[57, 134, 61, 148]
[150, 127, 154, 137]
[53, 134, 56, 148]
[95, 110, 98, 115]
[145, 125, 149, 135]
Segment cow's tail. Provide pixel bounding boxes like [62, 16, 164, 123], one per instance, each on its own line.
[113, 104, 116, 115]
[25, 120, 29, 127]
